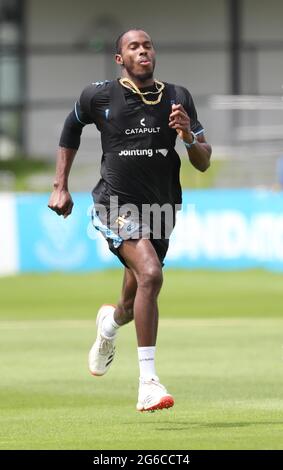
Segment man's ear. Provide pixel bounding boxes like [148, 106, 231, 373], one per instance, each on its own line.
[115, 54, 124, 66]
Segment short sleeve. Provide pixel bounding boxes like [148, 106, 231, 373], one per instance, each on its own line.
[78, 85, 96, 124]
[79, 81, 111, 127]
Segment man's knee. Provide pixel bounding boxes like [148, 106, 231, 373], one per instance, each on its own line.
[137, 264, 163, 292]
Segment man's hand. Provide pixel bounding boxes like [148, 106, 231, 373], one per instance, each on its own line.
[169, 104, 192, 142]
[48, 187, 74, 218]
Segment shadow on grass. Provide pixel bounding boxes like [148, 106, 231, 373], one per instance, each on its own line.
[137, 421, 283, 431]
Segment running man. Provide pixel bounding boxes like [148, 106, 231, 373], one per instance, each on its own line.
[48, 29, 212, 412]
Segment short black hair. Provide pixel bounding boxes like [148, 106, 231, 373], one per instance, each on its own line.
[115, 29, 151, 54]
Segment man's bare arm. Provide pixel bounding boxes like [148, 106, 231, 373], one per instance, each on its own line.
[183, 131, 211, 172]
[169, 103, 211, 172]
[48, 146, 77, 218]
[48, 99, 90, 218]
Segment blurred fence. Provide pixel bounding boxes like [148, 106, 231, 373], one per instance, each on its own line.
[208, 95, 283, 188]
[1, 189, 283, 275]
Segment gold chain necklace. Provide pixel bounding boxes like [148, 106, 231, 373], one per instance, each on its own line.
[119, 77, 165, 105]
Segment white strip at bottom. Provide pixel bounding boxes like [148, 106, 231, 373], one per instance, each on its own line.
[0, 193, 19, 275]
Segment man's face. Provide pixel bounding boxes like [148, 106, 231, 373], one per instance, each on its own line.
[115, 30, 156, 82]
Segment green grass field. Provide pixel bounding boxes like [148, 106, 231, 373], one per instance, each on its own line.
[1, 270, 283, 449]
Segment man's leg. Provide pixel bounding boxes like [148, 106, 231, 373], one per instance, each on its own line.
[100, 267, 137, 337]
[101, 238, 162, 344]
[118, 239, 174, 412]
[114, 267, 137, 325]
[118, 239, 162, 346]
[88, 267, 137, 375]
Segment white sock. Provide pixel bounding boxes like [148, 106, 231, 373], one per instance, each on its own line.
[138, 346, 157, 380]
[101, 309, 120, 338]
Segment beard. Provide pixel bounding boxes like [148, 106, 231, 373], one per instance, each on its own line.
[123, 58, 156, 83]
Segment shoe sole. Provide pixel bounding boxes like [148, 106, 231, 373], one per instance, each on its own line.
[89, 370, 104, 377]
[137, 395, 175, 412]
[89, 304, 116, 377]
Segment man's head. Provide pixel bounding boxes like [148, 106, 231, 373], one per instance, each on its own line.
[115, 29, 156, 83]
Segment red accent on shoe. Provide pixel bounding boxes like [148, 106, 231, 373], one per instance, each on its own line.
[138, 395, 175, 412]
[89, 368, 104, 377]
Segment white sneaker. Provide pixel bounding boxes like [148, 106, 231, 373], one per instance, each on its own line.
[136, 376, 174, 412]
[88, 304, 116, 376]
